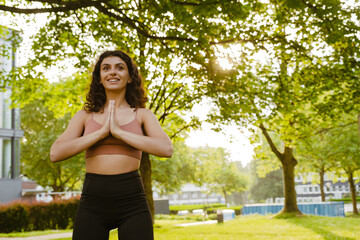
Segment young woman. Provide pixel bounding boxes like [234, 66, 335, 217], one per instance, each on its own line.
[50, 50, 173, 240]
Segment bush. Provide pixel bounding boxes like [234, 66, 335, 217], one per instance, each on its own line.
[0, 197, 79, 233]
[0, 202, 30, 233]
[330, 197, 360, 203]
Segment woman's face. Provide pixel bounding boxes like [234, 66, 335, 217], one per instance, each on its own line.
[100, 56, 131, 90]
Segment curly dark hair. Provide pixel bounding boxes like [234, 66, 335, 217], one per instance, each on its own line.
[83, 50, 147, 112]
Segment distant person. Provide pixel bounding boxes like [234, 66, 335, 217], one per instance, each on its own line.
[50, 50, 173, 240]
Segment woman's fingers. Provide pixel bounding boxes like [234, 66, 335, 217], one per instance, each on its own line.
[109, 100, 122, 137]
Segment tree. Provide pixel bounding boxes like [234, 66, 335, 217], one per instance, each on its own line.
[191, 146, 248, 205]
[21, 99, 85, 194]
[249, 159, 284, 203]
[208, 0, 360, 216]
[152, 140, 198, 196]
[328, 122, 360, 215]
[296, 130, 339, 202]
[210, 160, 248, 205]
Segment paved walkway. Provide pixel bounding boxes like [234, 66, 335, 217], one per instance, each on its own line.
[175, 220, 217, 227]
[0, 232, 72, 240]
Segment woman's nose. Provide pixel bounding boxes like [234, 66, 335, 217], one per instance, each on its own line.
[109, 68, 116, 75]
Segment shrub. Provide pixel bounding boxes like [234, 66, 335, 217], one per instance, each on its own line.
[0, 197, 79, 233]
[0, 202, 30, 233]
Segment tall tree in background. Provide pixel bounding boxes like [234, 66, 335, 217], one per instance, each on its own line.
[21, 99, 85, 194]
[249, 159, 283, 203]
[328, 122, 360, 215]
[296, 130, 339, 202]
[208, 0, 360, 215]
[152, 141, 199, 196]
[191, 146, 248, 205]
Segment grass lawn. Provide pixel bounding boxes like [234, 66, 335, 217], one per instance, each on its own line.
[1, 215, 360, 240]
[152, 215, 360, 240]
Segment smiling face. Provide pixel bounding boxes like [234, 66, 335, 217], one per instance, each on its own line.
[100, 56, 131, 90]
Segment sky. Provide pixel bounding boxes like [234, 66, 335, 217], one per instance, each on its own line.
[185, 102, 255, 166]
[185, 125, 255, 165]
[2, 11, 256, 166]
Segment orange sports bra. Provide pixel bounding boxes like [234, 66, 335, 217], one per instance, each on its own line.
[83, 110, 143, 159]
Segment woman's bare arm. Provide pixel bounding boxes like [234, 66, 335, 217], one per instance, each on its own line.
[50, 109, 110, 162]
[110, 106, 173, 158]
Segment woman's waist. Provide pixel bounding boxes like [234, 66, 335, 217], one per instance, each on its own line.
[86, 144, 142, 159]
[81, 169, 144, 197]
[85, 154, 140, 175]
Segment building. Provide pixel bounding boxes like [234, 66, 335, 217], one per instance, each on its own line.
[268, 173, 360, 204]
[0, 26, 24, 203]
[153, 183, 225, 205]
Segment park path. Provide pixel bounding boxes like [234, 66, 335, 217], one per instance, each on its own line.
[0, 232, 72, 240]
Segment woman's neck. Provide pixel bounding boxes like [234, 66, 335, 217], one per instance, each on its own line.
[105, 90, 130, 109]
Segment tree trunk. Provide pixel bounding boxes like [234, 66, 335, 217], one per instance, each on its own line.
[280, 147, 301, 214]
[358, 113, 360, 141]
[139, 152, 155, 223]
[319, 167, 325, 202]
[348, 172, 359, 215]
[259, 124, 301, 215]
[223, 189, 228, 205]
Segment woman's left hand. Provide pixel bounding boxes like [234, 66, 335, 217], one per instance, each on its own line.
[109, 100, 123, 138]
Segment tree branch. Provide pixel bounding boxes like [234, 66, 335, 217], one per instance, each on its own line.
[0, 1, 93, 13]
[93, 2, 195, 42]
[314, 121, 357, 135]
[259, 123, 283, 160]
[170, 121, 198, 139]
[170, 0, 222, 6]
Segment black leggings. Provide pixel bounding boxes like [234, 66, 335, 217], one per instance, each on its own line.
[72, 170, 153, 240]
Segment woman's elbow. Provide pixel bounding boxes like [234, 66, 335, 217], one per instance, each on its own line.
[50, 151, 59, 163]
[50, 146, 62, 163]
[163, 142, 173, 158]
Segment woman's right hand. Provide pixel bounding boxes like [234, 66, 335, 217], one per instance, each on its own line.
[98, 100, 112, 139]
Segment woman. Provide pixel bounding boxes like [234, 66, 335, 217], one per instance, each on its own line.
[50, 50, 173, 240]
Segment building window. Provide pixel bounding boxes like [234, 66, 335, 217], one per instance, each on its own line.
[192, 192, 197, 199]
[0, 28, 23, 180]
[309, 187, 312, 192]
[0, 138, 11, 178]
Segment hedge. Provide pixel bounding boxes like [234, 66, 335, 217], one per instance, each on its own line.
[330, 197, 360, 203]
[0, 197, 79, 233]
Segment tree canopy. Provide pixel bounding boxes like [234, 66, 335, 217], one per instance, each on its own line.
[1, 0, 360, 216]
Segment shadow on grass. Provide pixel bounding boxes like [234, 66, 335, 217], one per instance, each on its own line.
[285, 215, 355, 240]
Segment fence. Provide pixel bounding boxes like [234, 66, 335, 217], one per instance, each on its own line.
[242, 202, 345, 217]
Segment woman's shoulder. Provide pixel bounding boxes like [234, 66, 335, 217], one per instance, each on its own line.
[136, 108, 156, 121]
[136, 108, 154, 116]
[74, 109, 91, 117]
[72, 109, 92, 124]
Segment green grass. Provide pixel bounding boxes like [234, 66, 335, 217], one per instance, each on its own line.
[1, 215, 360, 240]
[152, 215, 360, 240]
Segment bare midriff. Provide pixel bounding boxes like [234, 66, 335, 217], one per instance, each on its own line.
[85, 154, 140, 175]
